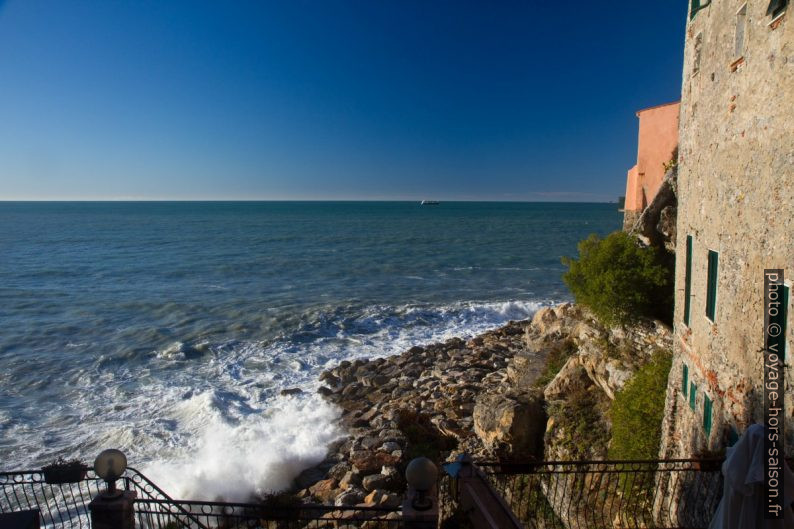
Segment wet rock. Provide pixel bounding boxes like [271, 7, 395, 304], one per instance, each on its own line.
[361, 473, 392, 492]
[309, 478, 339, 503]
[280, 387, 303, 396]
[334, 489, 365, 507]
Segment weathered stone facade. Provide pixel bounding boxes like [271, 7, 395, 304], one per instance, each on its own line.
[659, 0, 794, 459]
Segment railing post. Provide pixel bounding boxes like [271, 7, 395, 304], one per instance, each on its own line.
[88, 490, 136, 529]
[89, 449, 136, 529]
[402, 457, 439, 529]
[402, 485, 438, 529]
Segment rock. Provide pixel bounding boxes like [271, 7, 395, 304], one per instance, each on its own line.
[531, 307, 558, 335]
[380, 441, 401, 453]
[658, 205, 677, 252]
[327, 462, 352, 481]
[317, 386, 334, 397]
[506, 350, 544, 388]
[349, 450, 399, 474]
[309, 478, 339, 503]
[473, 389, 546, 459]
[280, 387, 303, 396]
[629, 167, 677, 251]
[361, 473, 391, 491]
[364, 489, 403, 509]
[543, 356, 590, 401]
[339, 471, 361, 490]
[293, 465, 327, 489]
[334, 489, 365, 507]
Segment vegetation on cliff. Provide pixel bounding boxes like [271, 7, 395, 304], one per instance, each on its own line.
[608, 348, 673, 460]
[562, 231, 673, 326]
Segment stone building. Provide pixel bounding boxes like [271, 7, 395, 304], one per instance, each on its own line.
[659, 0, 793, 459]
[623, 102, 680, 230]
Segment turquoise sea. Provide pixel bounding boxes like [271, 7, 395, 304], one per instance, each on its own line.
[0, 201, 619, 499]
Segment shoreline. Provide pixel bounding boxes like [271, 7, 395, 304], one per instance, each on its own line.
[288, 315, 543, 507]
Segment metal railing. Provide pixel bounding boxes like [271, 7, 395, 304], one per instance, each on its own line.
[1, 468, 103, 528]
[135, 499, 403, 528]
[476, 458, 725, 529]
[1, 466, 403, 529]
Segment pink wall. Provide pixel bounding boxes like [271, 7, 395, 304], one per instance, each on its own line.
[624, 102, 680, 212]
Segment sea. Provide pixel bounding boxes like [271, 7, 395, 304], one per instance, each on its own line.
[0, 201, 619, 500]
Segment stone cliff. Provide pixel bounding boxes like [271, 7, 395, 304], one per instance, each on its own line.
[287, 302, 673, 514]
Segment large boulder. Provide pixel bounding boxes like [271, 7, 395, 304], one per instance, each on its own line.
[473, 389, 546, 460]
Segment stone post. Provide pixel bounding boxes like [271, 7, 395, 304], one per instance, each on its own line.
[401, 484, 438, 529]
[88, 490, 136, 529]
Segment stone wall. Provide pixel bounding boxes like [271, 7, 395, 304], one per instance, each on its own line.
[660, 1, 794, 459]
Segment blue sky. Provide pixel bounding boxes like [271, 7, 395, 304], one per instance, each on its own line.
[0, 1, 686, 201]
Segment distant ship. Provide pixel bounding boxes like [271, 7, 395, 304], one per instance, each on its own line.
[420, 200, 440, 206]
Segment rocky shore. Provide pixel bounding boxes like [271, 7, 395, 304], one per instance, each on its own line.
[288, 302, 673, 512]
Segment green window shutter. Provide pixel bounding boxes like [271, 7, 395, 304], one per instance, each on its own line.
[689, 382, 697, 410]
[682, 364, 689, 396]
[703, 395, 713, 436]
[706, 250, 718, 321]
[767, 0, 789, 18]
[690, 0, 701, 20]
[684, 236, 693, 325]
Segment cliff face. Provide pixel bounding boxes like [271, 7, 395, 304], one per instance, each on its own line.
[523, 304, 672, 461]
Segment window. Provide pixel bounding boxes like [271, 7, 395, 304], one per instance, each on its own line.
[769, 283, 789, 360]
[735, 4, 747, 58]
[706, 250, 718, 321]
[703, 395, 713, 436]
[690, 0, 712, 20]
[693, 33, 703, 75]
[767, 0, 789, 18]
[682, 364, 689, 396]
[684, 236, 693, 325]
[689, 382, 697, 410]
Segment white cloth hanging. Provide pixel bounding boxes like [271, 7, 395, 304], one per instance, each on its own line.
[709, 424, 794, 529]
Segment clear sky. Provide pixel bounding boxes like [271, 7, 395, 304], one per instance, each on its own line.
[0, 1, 687, 201]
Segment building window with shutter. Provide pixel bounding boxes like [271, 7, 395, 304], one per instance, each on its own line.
[767, 0, 789, 19]
[690, 0, 712, 20]
[706, 250, 718, 321]
[689, 382, 697, 410]
[735, 4, 747, 59]
[703, 395, 713, 436]
[682, 364, 689, 396]
[684, 236, 693, 325]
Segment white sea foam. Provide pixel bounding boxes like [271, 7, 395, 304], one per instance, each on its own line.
[144, 394, 342, 501]
[8, 298, 550, 501]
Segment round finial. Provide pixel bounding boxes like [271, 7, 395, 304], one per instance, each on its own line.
[405, 457, 438, 492]
[93, 449, 127, 482]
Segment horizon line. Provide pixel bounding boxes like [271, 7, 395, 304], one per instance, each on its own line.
[0, 198, 619, 204]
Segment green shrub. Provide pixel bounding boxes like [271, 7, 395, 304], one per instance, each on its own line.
[534, 338, 578, 388]
[562, 231, 672, 327]
[609, 349, 672, 460]
[546, 387, 610, 460]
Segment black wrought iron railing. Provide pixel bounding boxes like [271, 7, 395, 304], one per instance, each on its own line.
[134, 498, 403, 529]
[476, 458, 725, 529]
[0, 467, 403, 529]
